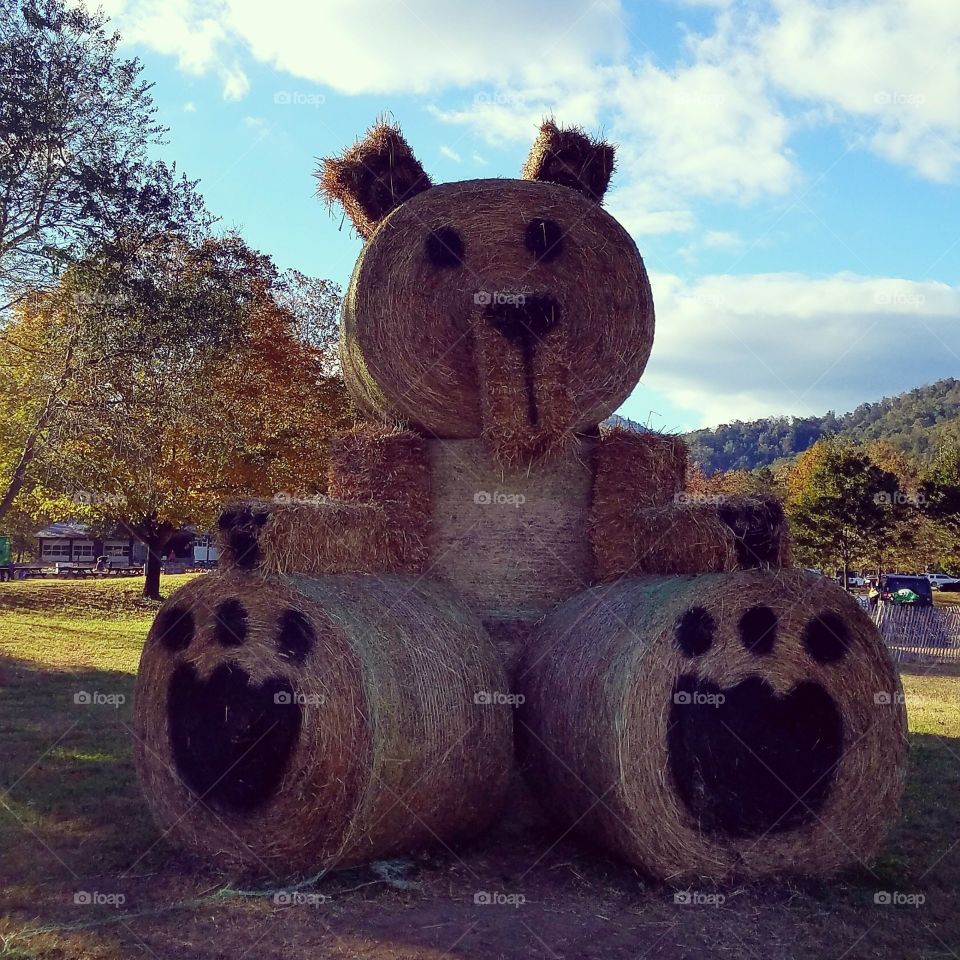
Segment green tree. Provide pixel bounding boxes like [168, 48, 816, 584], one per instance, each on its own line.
[0, 0, 207, 313]
[919, 441, 960, 573]
[787, 440, 900, 585]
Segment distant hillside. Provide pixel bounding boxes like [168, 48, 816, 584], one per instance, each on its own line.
[684, 379, 960, 474]
[605, 413, 648, 432]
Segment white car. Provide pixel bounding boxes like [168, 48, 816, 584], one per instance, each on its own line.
[837, 574, 867, 587]
[926, 573, 960, 590]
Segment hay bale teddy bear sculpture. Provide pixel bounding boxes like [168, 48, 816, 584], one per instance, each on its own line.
[134, 120, 907, 884]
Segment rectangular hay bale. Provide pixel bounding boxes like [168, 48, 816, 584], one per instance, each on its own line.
[593, 426, 688, 511]
[217, 496, 426, 576]
[327, 423, 430, 521]
[591, 502, 738, 580]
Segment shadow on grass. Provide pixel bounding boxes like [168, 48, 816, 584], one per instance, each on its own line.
[0, 655, 163, 888]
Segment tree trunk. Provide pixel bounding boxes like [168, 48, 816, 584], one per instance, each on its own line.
[135, 519, 175, 600]
[143, 542, 163, 600]
[0, 427, 45, 523]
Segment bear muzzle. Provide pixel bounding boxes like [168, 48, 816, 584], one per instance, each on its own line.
[471, 291, 575, 465]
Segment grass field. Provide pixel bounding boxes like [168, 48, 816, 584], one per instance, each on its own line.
[1, 576, 959, 959]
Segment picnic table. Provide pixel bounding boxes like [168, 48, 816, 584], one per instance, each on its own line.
[0, 564, 44, 581]
[54, 561, 144, 578]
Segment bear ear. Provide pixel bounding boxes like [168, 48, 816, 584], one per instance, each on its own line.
[317, 120, 433, 239]
[522, 120, 616, 203]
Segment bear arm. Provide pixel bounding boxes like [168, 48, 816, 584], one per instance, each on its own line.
[591, 501, 734, 580]
[589, 431, 789, 578]
[590, 496, 790, 581]
[217, 425, 430, 576]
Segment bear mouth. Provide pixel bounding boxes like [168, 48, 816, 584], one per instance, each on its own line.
[167, 662, 302, 814]
[667, 674, 843, 837]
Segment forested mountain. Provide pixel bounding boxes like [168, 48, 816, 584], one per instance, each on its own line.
[683, 379, 960, 474]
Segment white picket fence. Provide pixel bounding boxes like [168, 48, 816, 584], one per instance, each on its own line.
[869, 604, 960, 664]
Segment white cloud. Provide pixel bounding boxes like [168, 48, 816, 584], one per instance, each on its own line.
[103, 0, 959, 235]
[702, 230, 742, 251]
[224, 0, 627, 95]
[221, 63, 250, 101]
[115, 0, 225, 74]
[242, 116, 268, 135]
[642, 272, 960, 425]
[439, 145, 461, 163]
[427, 72, 609, 148]
[183, 101, 197, 113]
[609, 58, 796, 201]
[606, 182, 696, 236]
[757, 0, 960, 182]
[676, 229, 746, 261]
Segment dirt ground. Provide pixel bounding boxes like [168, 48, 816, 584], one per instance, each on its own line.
[4, 819, 955, 960]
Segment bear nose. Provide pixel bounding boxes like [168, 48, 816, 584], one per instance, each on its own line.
[483, 293, 561, 342]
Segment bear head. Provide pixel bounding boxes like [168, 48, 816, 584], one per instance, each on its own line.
[318, 120, 654, 465]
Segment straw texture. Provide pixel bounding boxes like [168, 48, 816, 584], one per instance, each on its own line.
[522, 120, 616, 202]
[592, 502, 739, 580]
[339, 178, 654, 445]
[716, 494, 791, 568]
[216, 497, 425, 577]
[516, 570, 908, 883]
[425, 437, 595, 614]
[470, 303, 575, 466]
[591, 449, 790, 580]
[317, 120, 432, 239]
[134, 572, 513, 876]
[327, 423, 429, 514]
[216, 428, 431, 577]
[593, 426, 688, 507]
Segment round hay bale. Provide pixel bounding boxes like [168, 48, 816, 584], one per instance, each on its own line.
[134, 572, 512, 876]
[425, 436, 595, 614]
[341, 178, 653, 439]
[516, 570, 908, 883]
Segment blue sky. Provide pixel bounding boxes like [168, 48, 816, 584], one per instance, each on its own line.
[101, 0, 958, 431]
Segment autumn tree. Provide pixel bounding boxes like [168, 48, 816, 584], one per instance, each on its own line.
[33, 233, 350, 597]
[208, 281, 351, 501]
[786, 440, 900, 585]
[275, 270, 342, 374]
[918, 440, 960, 573]
[690, 466, 779, 499]
[0, 280, 89, 521]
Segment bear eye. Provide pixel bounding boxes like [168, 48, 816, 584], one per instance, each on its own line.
[803, 612, 850, 664]
[425, 227, 464, 268]
[675, 607, 715, 657]
[524, 218, 564, 263]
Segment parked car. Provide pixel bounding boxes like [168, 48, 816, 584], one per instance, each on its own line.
[879, 574, 934, 607]
[925, 573, 960, 590]
[836, 573, 867, 588]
